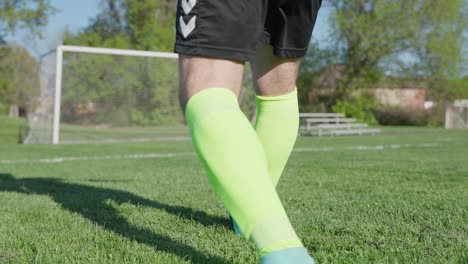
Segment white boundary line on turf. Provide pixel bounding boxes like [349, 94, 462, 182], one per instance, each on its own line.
[0, 143, 441, 165]
[0, 152, 195, 164]
[293, 143, 441, 152]
[62, 136, 191, 144]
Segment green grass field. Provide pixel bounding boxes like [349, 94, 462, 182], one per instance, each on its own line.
[0, 128, 467, 263]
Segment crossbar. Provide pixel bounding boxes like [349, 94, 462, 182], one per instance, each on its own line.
[59, 45, 179, 59]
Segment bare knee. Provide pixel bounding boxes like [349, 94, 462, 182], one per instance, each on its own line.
[179, 55, 245, 112]
[253, 44, 302, 96]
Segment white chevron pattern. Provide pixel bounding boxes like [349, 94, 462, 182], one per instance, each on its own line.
[181, 0, 197, 15]
[180, 16, 197, 38]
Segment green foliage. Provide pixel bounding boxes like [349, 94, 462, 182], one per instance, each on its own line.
[64, 0, 176, 52]
[0, 1, 54, 115]
[297, 0, 466, 116]
[297, 42, 341, 111]
[0, 43, 39, 114]
[238, 65, 256, 121]
[447, 75, 468, 99]
[304, 0, 468, 103]
[332, 92, 378, 125]
[373, 107, 427, 126]
[0, 0, 56, 41]
[373, 104, 445, 127]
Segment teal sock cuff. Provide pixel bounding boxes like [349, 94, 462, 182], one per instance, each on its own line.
[260, 247, 314, 264]
[185, 88, 239, 122]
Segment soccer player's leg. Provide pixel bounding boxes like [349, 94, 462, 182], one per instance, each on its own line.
[252, 0, 323, 262]
[174, 0, 316, 261]
[253, 43, 302, 187]
[179, 55, 311, 260]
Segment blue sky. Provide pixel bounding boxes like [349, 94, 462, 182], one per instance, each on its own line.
[10, 0, 332, 58]
[10, 0, 101, 56]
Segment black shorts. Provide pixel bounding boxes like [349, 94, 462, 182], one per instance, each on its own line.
[174, 0, 322, 62]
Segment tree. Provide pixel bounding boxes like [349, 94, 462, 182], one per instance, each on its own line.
[64, 0, 176, 52]
[0, 0, 56, 42]
[297, 41, 341, 112]
[323, 0, 467, 99]
[0, 0, 55, 115]
[0, 43, 40, 117]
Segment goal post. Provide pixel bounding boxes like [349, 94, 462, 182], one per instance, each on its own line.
[445, 100, 468, 129]
[51, 45, 179, 144]
[26, 45, 255, 144]
[52, 45, 63, 144]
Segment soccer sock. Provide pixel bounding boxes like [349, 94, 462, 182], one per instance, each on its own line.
[185, 88, 304, 256]
[255, 89, 300, 187]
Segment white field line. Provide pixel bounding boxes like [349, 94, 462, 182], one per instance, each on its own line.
[62, 136, 191, 144]
[0, 143, 441, 165]
[293, 143, 441, 152]
[0, 152, 195, 164]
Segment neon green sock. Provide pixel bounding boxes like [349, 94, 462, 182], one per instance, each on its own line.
[255, 89, 299, 187]
[185, 88, 303, 256]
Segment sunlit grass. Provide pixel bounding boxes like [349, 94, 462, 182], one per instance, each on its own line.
[0, 128, 467, 263]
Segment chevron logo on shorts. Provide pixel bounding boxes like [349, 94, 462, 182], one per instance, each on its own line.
[181, 0, 196, 15]
[180, 0, 197, 38]
[180, 16, 196, 38]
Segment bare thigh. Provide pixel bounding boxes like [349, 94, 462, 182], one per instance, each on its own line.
[253, 43, 303, 96]
[178, 55, 245, 112]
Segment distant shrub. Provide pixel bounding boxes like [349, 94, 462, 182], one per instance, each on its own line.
[373, 107, 426, 126]
[373, 103, 445, 127]
[332, 92, 378, 125]
[423, 103, 445, 127]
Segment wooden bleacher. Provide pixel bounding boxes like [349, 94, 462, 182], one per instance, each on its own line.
[299, 113, 380, 136]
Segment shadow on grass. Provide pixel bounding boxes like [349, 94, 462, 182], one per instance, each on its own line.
[0, 173, 231, 264]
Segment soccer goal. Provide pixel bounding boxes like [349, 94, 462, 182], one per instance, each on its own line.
[25, 45, 255, 144]
[445, 100, 468, 129]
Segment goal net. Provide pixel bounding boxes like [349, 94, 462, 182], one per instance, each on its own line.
[25, 45, 255, 144]
[445, 100, 468, 129]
